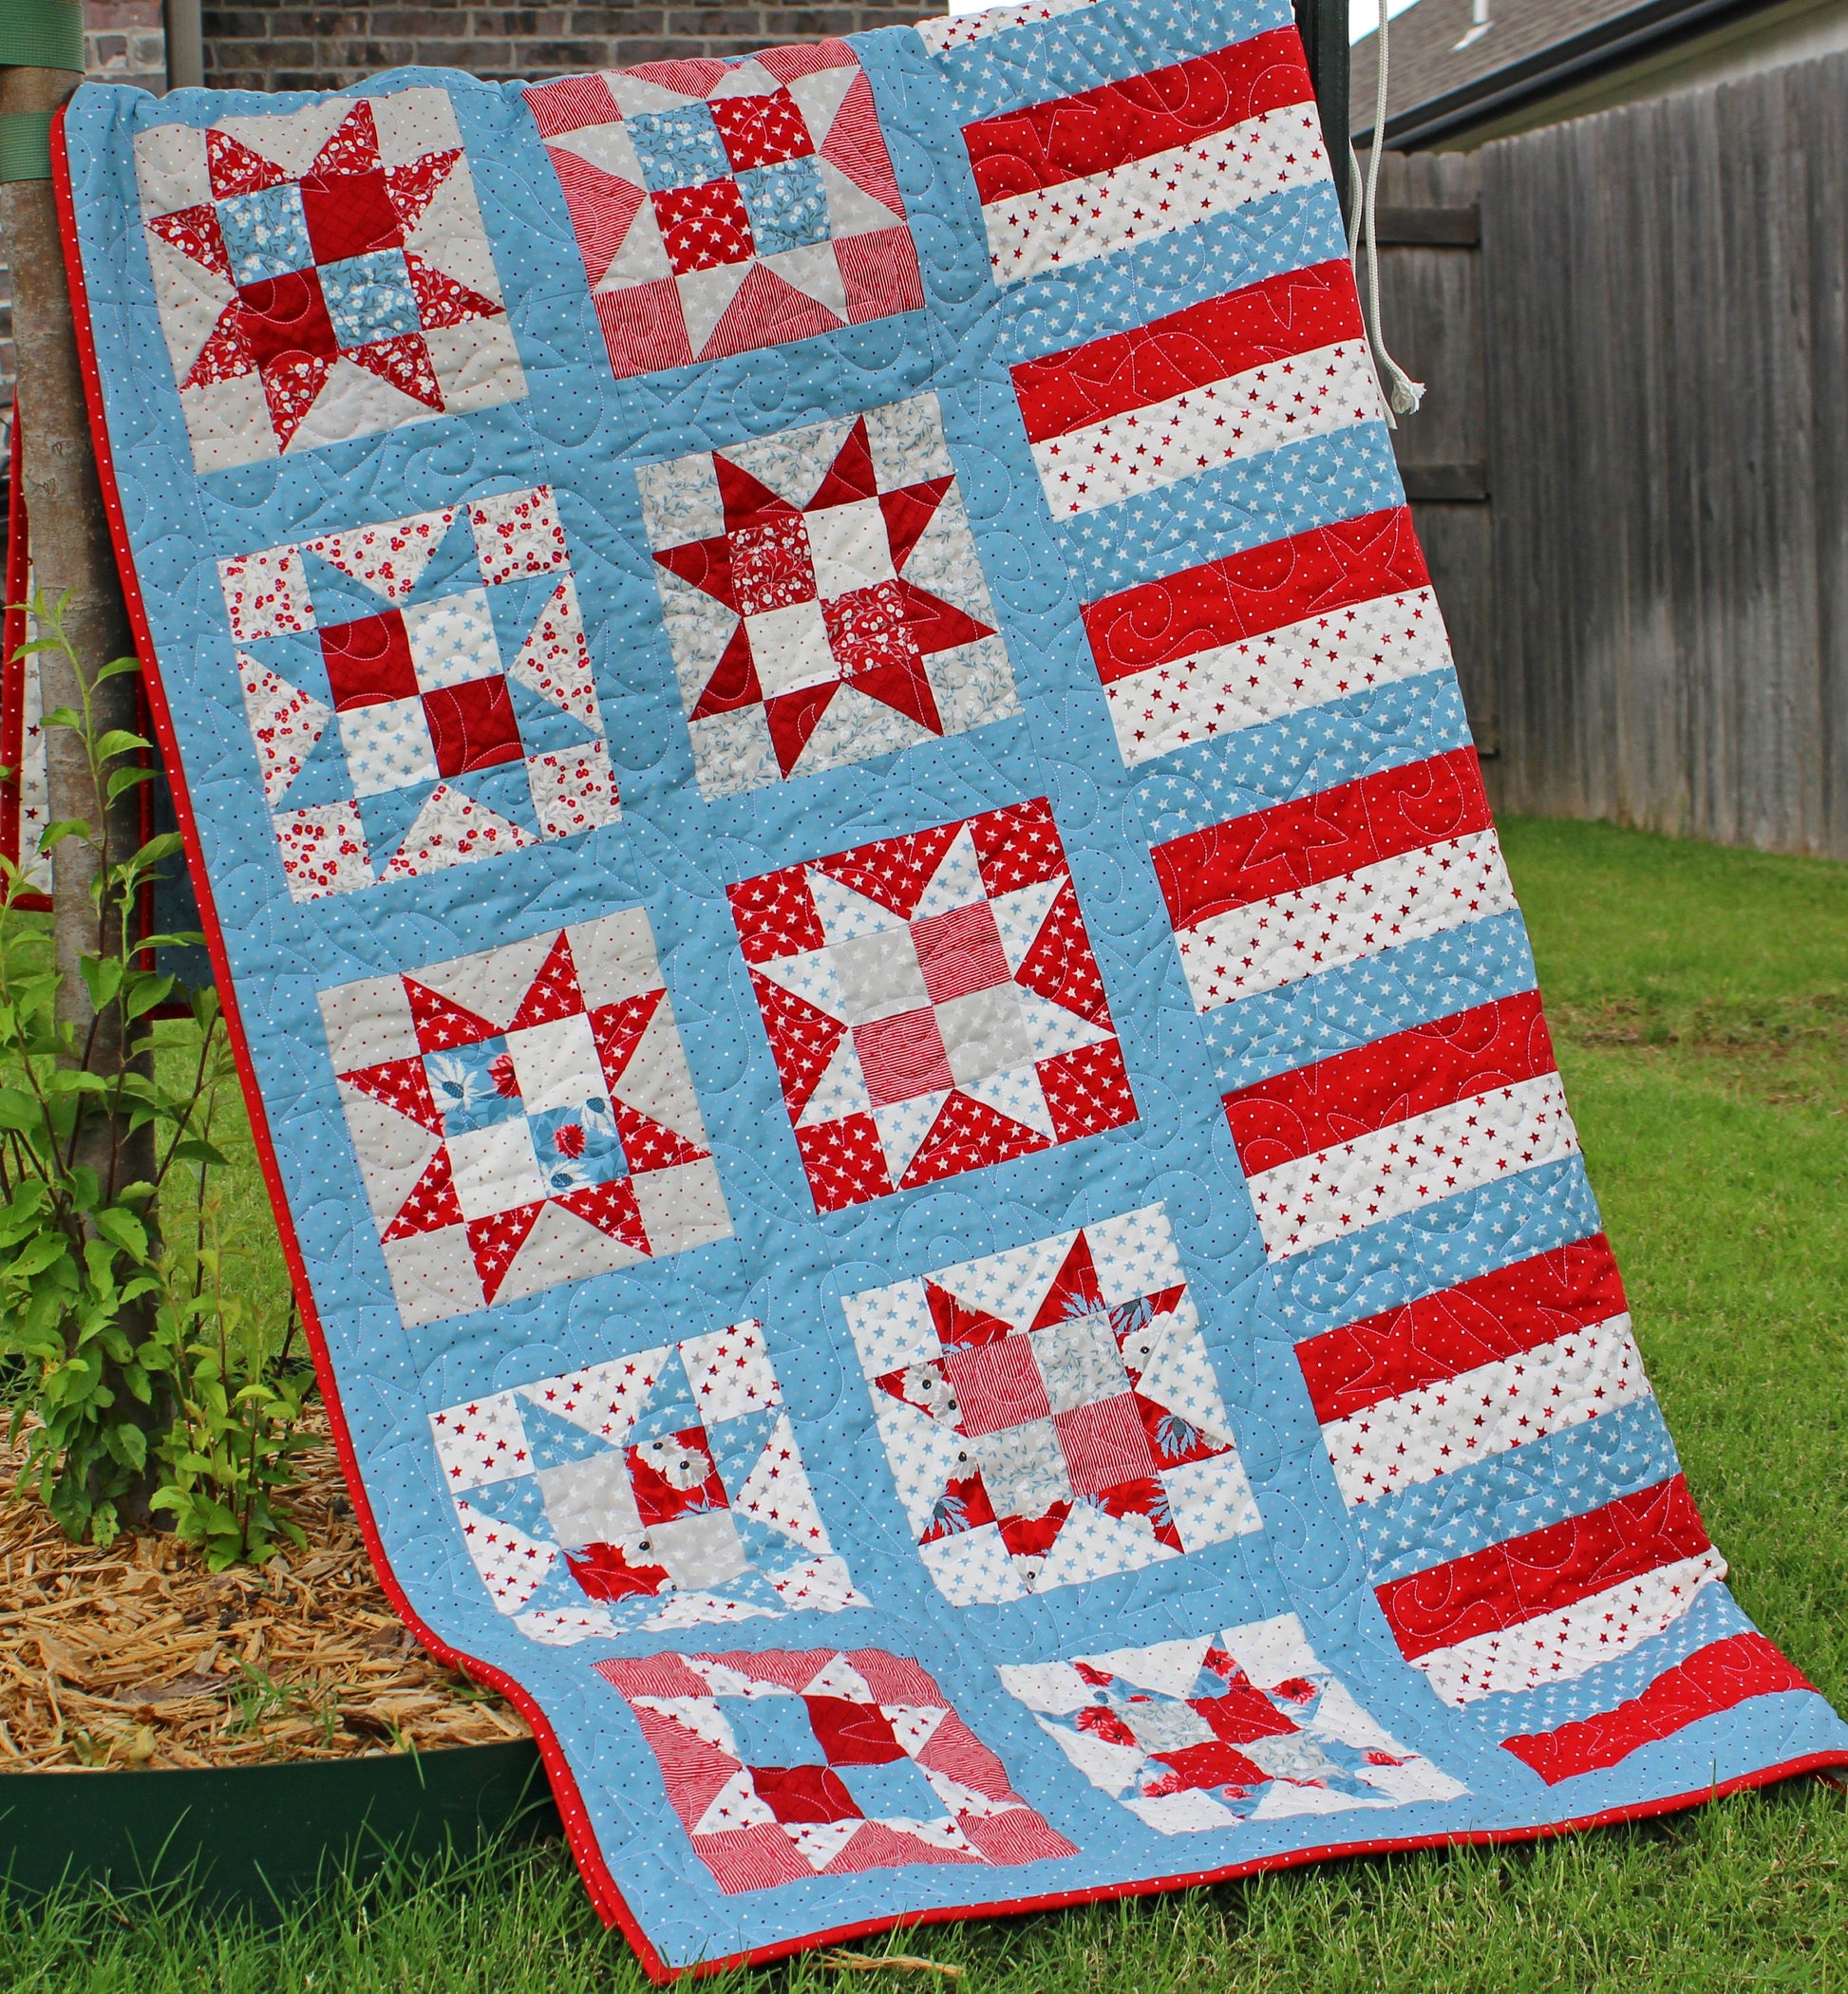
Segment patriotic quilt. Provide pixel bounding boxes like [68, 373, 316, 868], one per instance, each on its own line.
[54, 0, 1847, 1975]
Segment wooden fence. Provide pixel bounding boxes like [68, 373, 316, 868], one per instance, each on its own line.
[1374, 54, 1848, 860]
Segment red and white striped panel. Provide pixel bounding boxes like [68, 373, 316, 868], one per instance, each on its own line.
[1499, 1632, 1812, 1783]
[962, 30, 1323, 286]
[1293, 1236, 1644, 1508]
[1148, 747, 1511, 1011]
[1080, 509, 1449, 767]
[1222, 991, 1579, 1262]
[1012, 261, 1374, 517]
[1373, 1474, 1725, 1705]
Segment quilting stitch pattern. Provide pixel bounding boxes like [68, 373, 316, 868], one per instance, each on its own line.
[218, 485, 618, 900]
[57, 0, 1848, 1969]
[134, 90, 523, 471]
[524, 45, 922, 381]
[727, 799, 1138, 1211]
[430, 1321, 865, 1645]
[320, 910, 729, 1326]
[638, 393, 1018, 797]
[999, 1612, 1466, 1833]
[845, 1204, 1260, 1605]
[598, 1647, 1076, 1891]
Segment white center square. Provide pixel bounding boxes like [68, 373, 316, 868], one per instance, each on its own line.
[505, 1011, 605, 1116]
[339, 697, 438, 796]
[405, 589, 500, 692]
[447, 1118, 546, 1219]
[806, 499, 896, 600]
[745, 598, 836, 698]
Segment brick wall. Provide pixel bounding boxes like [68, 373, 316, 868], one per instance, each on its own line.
[201, 3, 943, 93]
[86, 0, 169, 88]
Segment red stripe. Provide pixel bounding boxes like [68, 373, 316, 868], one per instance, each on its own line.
[1223, 990, 1556, 1175]
[1082, 507, 1429, 687]
[1012, 260, 1364, 443]
[963, 29, 1312, 204]
[1375, 1474, 1712, 1663]
[1150, 746, 1490, 933]
[1296, 1234, 1628, 1423]
[1500, 1633, 1814, 1786]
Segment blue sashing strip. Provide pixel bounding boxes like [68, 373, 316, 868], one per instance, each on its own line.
[1356, 1397, 1687, 1587]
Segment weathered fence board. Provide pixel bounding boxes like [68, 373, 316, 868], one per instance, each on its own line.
[1477, 56, 1848, 857]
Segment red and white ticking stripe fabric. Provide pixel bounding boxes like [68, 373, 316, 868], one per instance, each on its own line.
[1293, 1236, 1644, 1508]
[1011, 261, 1376, 517]
[1080, 509, 1449, 767]
[1148, 746, 1515, 1012]
[1500, 1633, 1813, 1784]
[962, 30, 1325, 285]
[1222, 991, 1579, 1262]
[1373, 1475, 1725, 1705]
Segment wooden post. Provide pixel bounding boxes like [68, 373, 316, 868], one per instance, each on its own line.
[1, 16, 146, 1176]
[2, 5, 167, 1520]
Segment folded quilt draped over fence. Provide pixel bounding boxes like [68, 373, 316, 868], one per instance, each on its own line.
[52, 1, 1848, 1974]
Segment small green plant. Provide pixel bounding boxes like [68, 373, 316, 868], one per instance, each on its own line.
[0, 590, 312, 1561]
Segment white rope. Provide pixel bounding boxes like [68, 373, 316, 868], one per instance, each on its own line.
[1351, 0, 1424, 426]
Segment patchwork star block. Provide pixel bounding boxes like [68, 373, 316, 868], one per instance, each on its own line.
[999, 1613, 1466, 1834]
[843, 1204, 1260, 1605]
[219, 485, 618, 900]
[134, 90, 524, 472]
[320, 909, 730, 1326]
[727, 799, 1138, 1211]
[639, 391, 1019, 798]
[598, 1646, 1076, 1891]
[431, 1322, 865, 1645]
[523, 45, 923, 383]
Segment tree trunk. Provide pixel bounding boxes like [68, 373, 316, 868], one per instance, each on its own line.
[1, 62, 166, 1523]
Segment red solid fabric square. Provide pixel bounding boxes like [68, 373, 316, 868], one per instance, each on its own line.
[852, 1006, 952, 1109]
[236, 270, 342, 368]
[709, 87, 816, 172]
[299, 167, 405, 264]
[803, 1695, 905, 1765]
[730, 516, 817, 615]
[748, 1764, 864, 1824]
[913, 899, 1011, 1005]
[423, 676, 524, 778]
[1055, 1391, 1158, 1496]
[652, 179, 756, 275]
[944, 1335, 1052, 1438]
[320, 610, 417, 709]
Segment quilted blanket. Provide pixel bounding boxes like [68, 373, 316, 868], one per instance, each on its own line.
[51, 1, 1848, 1972]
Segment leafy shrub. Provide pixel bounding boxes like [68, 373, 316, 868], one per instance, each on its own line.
[0, 592, 314, 1561]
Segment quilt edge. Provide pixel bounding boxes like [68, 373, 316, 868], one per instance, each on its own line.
[46, 98, 670, 1984]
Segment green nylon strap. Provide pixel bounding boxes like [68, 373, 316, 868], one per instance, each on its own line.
[0, 110, 55, 183]
[0, 0, 85, 73]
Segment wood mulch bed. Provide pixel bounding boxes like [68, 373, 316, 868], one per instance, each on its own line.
[0, 1429, 530, 1771]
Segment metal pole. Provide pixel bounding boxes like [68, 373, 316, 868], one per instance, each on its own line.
[1294, 0, 1353, 228]
[162, 0, 204, 91]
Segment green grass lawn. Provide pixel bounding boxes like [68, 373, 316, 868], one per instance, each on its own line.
[6, 818, 1845, 1993]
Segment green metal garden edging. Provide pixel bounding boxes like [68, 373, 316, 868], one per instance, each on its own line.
[0, 1740, 559, 1908]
